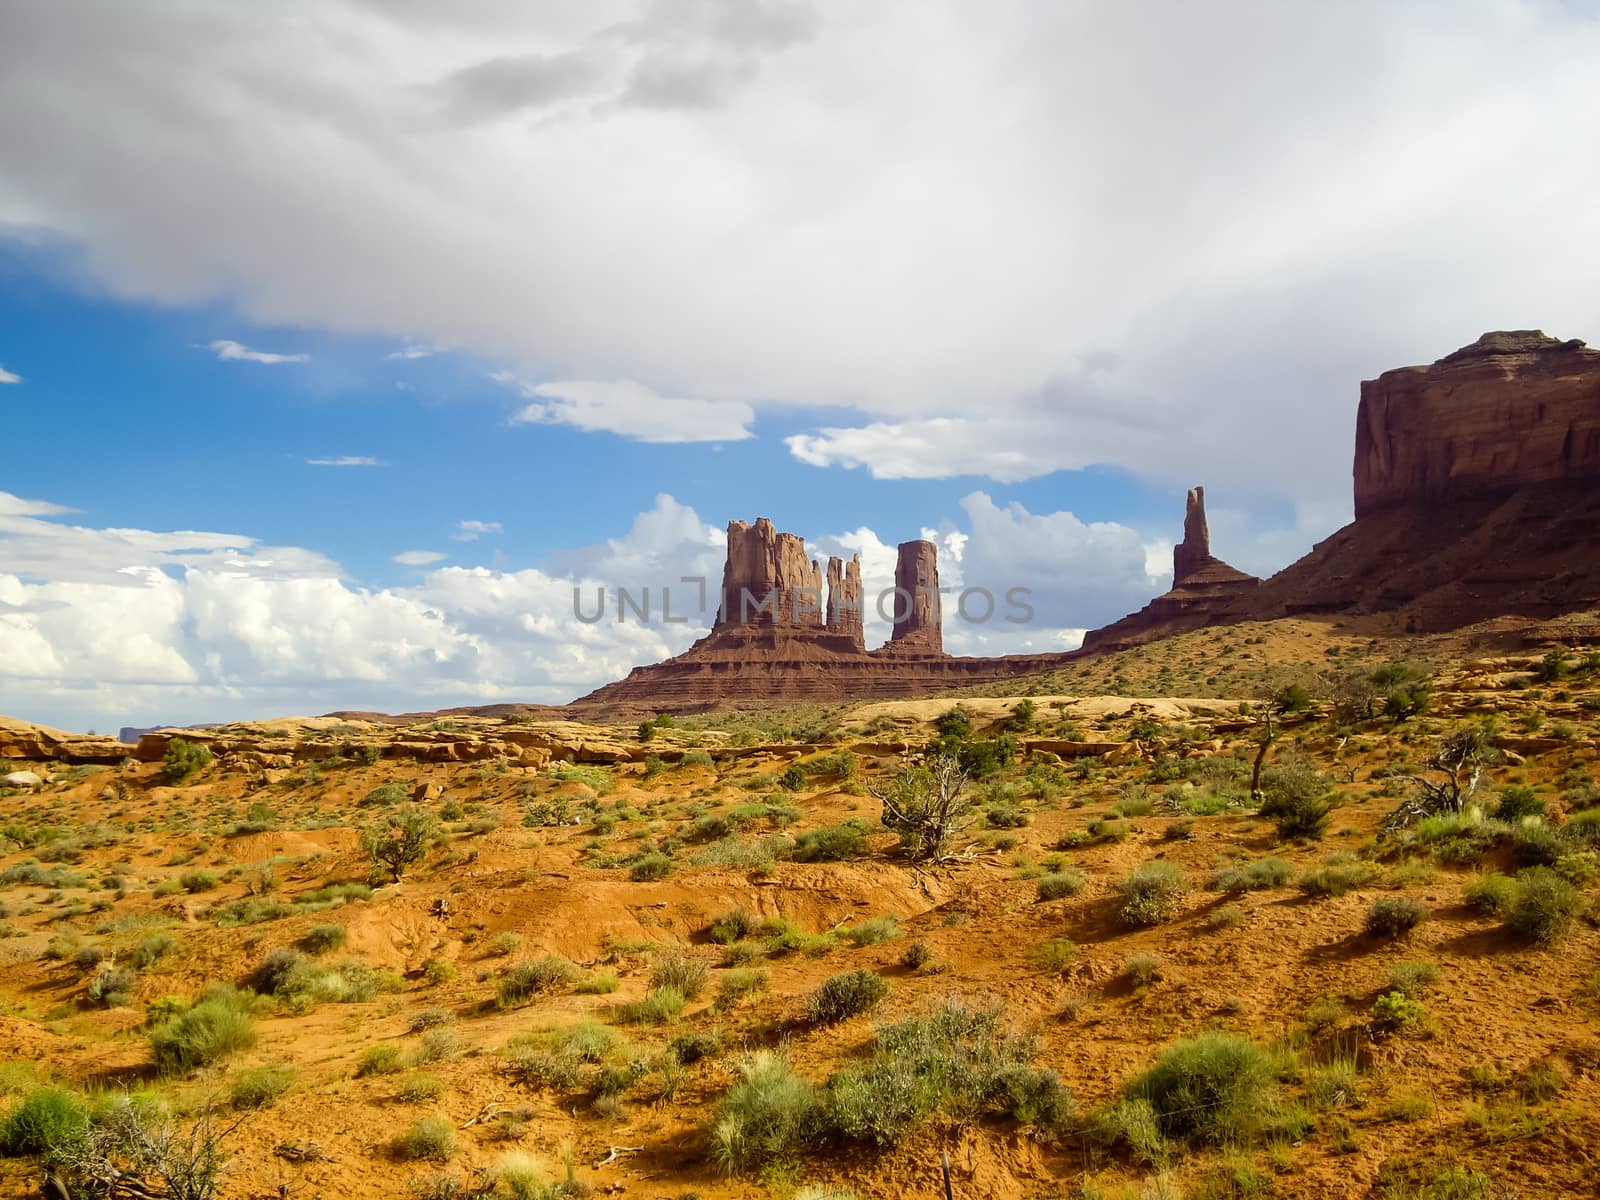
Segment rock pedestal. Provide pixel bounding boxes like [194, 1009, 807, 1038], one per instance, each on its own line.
[888, 540, 943, 654]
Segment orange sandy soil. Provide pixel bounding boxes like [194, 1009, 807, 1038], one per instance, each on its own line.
[2, 629, 1599, 1199]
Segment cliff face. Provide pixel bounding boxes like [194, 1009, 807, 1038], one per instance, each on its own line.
[1354, 331, 1600, 517]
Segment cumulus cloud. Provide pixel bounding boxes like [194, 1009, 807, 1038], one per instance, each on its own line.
[502, 376, 755, 443]
[307, 455, 385, 467]
[5, 4, 1595, 501]
[208, 339, 310, 365]
[392, 549, 447, 566]
[0, 364, 20, 384]
[0, 488, 724, 731]
[454, 519, 503, 541]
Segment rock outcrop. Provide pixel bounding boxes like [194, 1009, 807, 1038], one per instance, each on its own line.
[715, 518, 825, 629]
[1248, 331, 1600, 629]
[573, 519, 1069, 711]
[1081, 487, 1260, 651]
[1354, 331, 1600, 517]
[887, 539, 943, 654]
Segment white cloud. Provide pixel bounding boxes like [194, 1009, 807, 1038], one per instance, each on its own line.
[209, 339, 309, 365]
[453, 519, 503, 541]
[0, 487, 722, 731]
[503, 377, 754, 444]
[307, 455, 385, 467]
[392, 550, 447, 566]
[5, 3, 1595, 507]
[386, 344, 438, 360]
[0, 364, 20, 384]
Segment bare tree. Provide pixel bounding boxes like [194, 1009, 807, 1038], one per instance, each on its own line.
[1247, 683, 1314, 801]
[1382, 726, 1500, 833]
[870, 754, 974, 862]
[60, 1094, 248, 1200]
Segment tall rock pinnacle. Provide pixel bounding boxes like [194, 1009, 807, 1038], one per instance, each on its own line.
[1172, 486, 1212, 584]
[714, 518, 823, 630]
[888, 539, 943, 653]
[826, 554, 865, 651]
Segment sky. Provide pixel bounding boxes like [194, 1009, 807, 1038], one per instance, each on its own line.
[2, 0, 1598, 732]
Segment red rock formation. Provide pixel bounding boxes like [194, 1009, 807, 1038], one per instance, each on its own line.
[826, 554, 865, 651]
[1354, 331, 1600, 517]
[887, 539, 943, 654]
[1081, 487, 1260, 651]
[715, 518, 825, 629]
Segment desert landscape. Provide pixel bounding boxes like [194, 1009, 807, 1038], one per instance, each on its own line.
[3, 330, 1600, 1199]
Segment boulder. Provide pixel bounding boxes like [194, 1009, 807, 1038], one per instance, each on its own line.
[3, 770, 43, 789]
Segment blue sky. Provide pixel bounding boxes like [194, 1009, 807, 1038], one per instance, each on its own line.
[3, 2, 1597, 731]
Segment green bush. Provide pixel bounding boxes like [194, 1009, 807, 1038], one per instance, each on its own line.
[1124, 1033, 1272, 1145]
[128, 932, 175, 969]
[1463, 872, 1516, 915]
[148, 992, 257, 1073]
[618, 986, 686, 1025]
[1211, 857, 1294, 893]
[357, 1043, 404, 1076]
[1116, 860, 1189, 926]
[393, 1115, 454, 1161]
[495, 957, 577, 1009]
[0, 1086, 89, 1163]
[361, 804, 440, 883]
[846, 916, 901, 946]
[649, 953, 709, 1000]
[1369, 991, 1426, 1034]
[1386, 960, 1439, 998]
[360, 782, 409, 807]
[230, 1063, 296, 1108]
[1363, 897, 1428, 940]
[1494, 786, 1545, 822]
[300, 923, 348, 954]
[179, 870, 218, 893]
[1259, 765, 1335, 840]
[1035, 868, 1086, 902]
[1297, 859, 1376, 899]
[1506, 867, 1582, 945]
[628, 852, 673, 882]
[789, 822, 869, 863]
[806, 970, 888, 1025]
[778, 764, 807, 791]
[709, 1052, 820, 1174]
[161, 737, 213, 783]
[708, 907, 759, 945]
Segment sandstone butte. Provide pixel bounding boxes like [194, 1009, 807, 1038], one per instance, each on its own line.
[567, 330, 1600, 713]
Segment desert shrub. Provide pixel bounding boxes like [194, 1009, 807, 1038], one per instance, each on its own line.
[1297, 858, 1377, 899]
[1035, 868, 1086, 902]
[1505, 867, 1582, 945]
[649, 953, 709, 1000]
[1369, 991, 1426, 1034]
[1088, 816, 1132, 842]
[299, 923, 347, 955]
[1116, 860, 1189, 926]
[1387, 960, 1439, 998]
[484, 931, 524, 958]
[806, 970, 889, 1025]
[1494, 786, 1545, 822]
[248, 947, 309, 995]
[846, 916, 900, 946]
[394, 1072, 446, 1102]
[361, 782, 409, 807]
[778, 764, 807, 791]
[1463, 872, 1516, 915]
[1509, 821, 1566, 867]
[86, 965, 137, 1006]
[575, 971, 619, 994]
[716, 968, 770, 1010]
[128, 932, 175, 969]
[789, 822, 869, 863]
[408, 1007, 454, 1033]
[628, 852, 674, 882]
[708, 907, 759, 945]
[496, 957, 577, 1009]
[0, 1086, 89, 1163]
[361, 805, 440, 883]
[709, 1052, 820, 1174]
[806, 749, 859, 780]
[985, 802, 1029, 829]
[618, 987, 686, 1025]
[393, 1115, 454, 1161]
[161, 737, 212, 783]
[1364, 897, 1428, 940]
[230, 1064, 295, 1108]
[179, 870, 218, 893]
[1124, 1033, 1272, 1145]
[824, 998, 1072, 1146]
[358, 1043, 405, 1076]
[1259, 765, 1335, 840]
[148, 992, 257, 1073]
[679, 750, 715, 770]
[554, 765, 614, 795]
[412, 1028, 460, 1064]
[1208, 905, 1246, 930]
[899, 941, 933, 970]
[1123, 954, 1161, 987]
[1211, 857, 1294, 893]
[1086, 1097, 1168, 1164]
